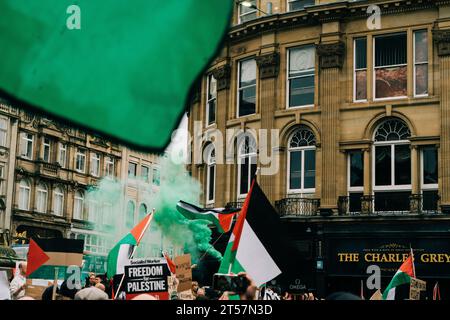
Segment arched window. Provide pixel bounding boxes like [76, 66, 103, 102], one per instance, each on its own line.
[126, 200, 135, 228]
[36, 183, 48, 213]
[73, 190, 84, 220]
[18, 180, 31, 211]
[206, 147, 216, 204]
[373, 118, 411, 211]
[237, 135, 257, 196]
[139, 203, 147, 221]
[288, 127, 316, 194]
[53, 186, 64, 216]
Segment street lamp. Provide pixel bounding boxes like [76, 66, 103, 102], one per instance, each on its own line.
[239, 1, 270, 15]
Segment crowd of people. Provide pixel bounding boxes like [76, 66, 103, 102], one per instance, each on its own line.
[6, 263, 361, 301]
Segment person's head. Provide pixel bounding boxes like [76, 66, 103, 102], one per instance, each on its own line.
[95, 283, 106, 292]
[18, 262, 27, 276]
[88, 273, 96, 285]
[95, 276, 102, 284]
[192, 281, 199, 294]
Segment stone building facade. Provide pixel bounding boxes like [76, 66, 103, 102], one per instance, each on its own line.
[187, 0, 450, 297]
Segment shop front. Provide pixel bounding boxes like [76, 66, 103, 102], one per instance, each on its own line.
[281, 219, 450, 299]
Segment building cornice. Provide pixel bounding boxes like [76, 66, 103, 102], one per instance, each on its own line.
[228, 0, 438, 44]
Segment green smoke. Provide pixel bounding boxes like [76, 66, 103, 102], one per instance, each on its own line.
[85, 157, 222, 263]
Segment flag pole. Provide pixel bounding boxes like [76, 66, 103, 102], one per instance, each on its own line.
[410, 245, 416, 278]
[114, 209, 155, 300]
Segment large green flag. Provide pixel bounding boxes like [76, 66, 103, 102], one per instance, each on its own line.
[0, 0, 232, 150]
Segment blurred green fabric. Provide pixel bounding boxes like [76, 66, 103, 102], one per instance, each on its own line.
[0, 0, 232, 150]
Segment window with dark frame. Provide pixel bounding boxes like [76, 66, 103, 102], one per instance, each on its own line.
[238, 58, 257, 117]
[354, 37, 367, 101]
[287, 0, 315, 11]
[414, 30, 428, 96]
[288, 45, 315, 108]
[374, 33, 407, 99]
[206, 74, 217, 125]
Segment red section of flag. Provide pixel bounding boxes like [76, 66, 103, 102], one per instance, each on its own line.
[218, 212, 235, 233]
[26, 239, 50, 277]
[130, 213, 153, 245]
[231, 179, 255, 252]
[164, 252, 176, 274]
[399, 255, 415, 278]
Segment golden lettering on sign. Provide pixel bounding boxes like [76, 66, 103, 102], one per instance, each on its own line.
[337, 252, 450, 263]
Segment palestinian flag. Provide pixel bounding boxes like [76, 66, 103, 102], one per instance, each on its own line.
[27, 238, 84, 279]
[0, 0, 233, 151]
[219, 180, 288, 288]
[163, 252, 176, 274]
[382, 254, 415, 300]
[107, 213, 153, 279]
[176, 200, 239, 233]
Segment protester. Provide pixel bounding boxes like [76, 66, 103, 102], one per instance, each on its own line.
[74, 284, 109, 300]
[84, 272, 96, 288]
[9, 262, 27, 300]
[191, 281, 199, 298]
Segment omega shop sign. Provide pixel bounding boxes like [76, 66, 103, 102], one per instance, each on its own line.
[326, 237, 450, 278]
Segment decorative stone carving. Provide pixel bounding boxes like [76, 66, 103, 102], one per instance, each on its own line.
[433, 29, 450, 56]
[256, 52, 280, 79]
[316, 41, 346, 69]
[212, 64, 231, 91]
[90, 135, 109, 148]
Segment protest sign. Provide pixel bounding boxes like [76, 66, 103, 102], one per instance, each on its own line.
[409, 278, 426, 300]
[124, 258, 170, 300]
[175, 254, 192, 293]
[178, 289, 194, 300]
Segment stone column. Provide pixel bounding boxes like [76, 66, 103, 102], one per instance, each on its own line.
[317, 41, 345, 215]
[433, 29, 450, 213]
[256, 51, 279, 203]
[212, 62, 231, 207]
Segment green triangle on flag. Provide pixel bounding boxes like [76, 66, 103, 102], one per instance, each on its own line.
[0, 0, 233, 151]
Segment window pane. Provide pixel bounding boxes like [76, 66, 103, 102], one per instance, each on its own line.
[208, 100, 216, 124]
[355, 70, 367, 100]
[208, 166, 215, 201]
[423, 190, 439, 211]
[395, 144, 411, 185]
[240, 1, 256, 14]
[289, 0, 315, 11]
[375, 33, 407, 67]
[349, 192, 363, 213]
[141, 166, 149, 182]
[239, 59, 256, 87]
[289, 75, 315, 107]
[414, 30, 428, 63]
[375, 66, 407, 98]
[239, 86, 256, 116]
[355, 38, 367, 69]
[350, 151, 364, 187]
[375, 146, 391, 186]
[240, 11, 257, 22]
[415, 64, 428, 96]
[240, 157, 249, 194]
[289, 151, 302, 190]
[289, 46, 315, 74]
[304, 150, 315, 189]
[423, 147, 438, 184]
[128, 163, 137, 177]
